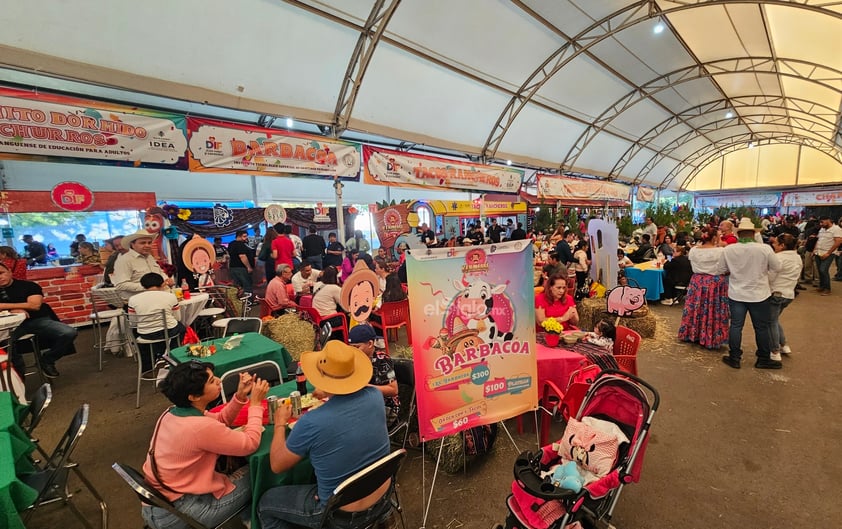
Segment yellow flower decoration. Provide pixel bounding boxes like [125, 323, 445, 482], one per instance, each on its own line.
[177, 209, 192, 220]
[541, 317, 563, 334]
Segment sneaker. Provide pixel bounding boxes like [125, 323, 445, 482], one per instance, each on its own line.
[781, 345, 792, 355]
[660, 298, 674, 306]
[721, 356, 741, 369]
[755, 358, 783, 369]
[42, 363, 60, 378]
[821, 291, 831, 296]
[795, 284, 806, 291]
[770, 351, 782, 362]
[815, 288, 826, 293]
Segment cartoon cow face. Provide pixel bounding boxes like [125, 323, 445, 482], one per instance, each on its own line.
[452, 279, 506, 320]
[444, 279, 515, 341]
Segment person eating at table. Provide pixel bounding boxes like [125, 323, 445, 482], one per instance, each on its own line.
[128, 273, 187, 373]
[142, 361, 270, 529]
[0, 261, 77, 379]
[259, 341, 392, 529]
[535, 269, 579, 331]
[347, 324, 400, 427]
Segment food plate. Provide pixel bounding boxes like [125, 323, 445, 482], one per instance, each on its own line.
[233, 425, 265, 433]
[0, 311, 11, 317]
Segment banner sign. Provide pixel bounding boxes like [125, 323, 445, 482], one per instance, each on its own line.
[0, 87, 187, 166]
[537, 174, 630, 205]
[781, 188, 842, 207]
[636, 186, 656, 202]
[363, 145, 523, 194]
[406, 241, 537, 442]
[187, 117, 360, 180]
[695, 193, 780, 208]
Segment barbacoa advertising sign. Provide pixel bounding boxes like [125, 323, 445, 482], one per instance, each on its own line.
[0, 87, 187, 166]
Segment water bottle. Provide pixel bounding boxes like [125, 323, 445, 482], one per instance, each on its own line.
[296, 363, 307, 395]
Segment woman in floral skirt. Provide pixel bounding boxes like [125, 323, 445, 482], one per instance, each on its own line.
[678, 226, 729, 348]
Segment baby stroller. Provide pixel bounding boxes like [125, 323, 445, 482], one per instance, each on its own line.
[501, 370, 659, 529]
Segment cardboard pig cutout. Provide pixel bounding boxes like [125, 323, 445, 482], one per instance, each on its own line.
[340, 260, 382, 326]
[605, 286, 647, 317]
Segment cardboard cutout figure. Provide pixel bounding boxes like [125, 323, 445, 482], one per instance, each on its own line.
[340, 260, 382, 326]
[605, 286, 647, 317]
[183, 236, 216, 288]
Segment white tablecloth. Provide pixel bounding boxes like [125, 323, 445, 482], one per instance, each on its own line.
[105, 292, 210, 353]
[0, 313, 26, 344]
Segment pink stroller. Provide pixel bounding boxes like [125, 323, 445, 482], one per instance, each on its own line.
[501, 370, 660, 529]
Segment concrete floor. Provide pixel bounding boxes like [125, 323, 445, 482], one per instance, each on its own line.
[20, 284, 842, 529]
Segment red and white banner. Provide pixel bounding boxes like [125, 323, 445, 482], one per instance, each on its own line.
[0, 87, 187, 165]
[188, 118, 360, 180]
[537, 174, 630, 205]
[363, 145, 523, 194]
[781, 188, 842, 207]
[636, 186, 656, 202]
[695, 193, 780, 208]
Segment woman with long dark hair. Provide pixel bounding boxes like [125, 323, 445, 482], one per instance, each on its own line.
[260, 227, 279, 283]
[678, 226, 729, 348]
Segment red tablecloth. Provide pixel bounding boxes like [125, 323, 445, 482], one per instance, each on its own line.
[535, 343, 588, 392]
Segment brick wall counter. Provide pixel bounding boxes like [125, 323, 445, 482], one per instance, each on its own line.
[28, 265, 104, 327]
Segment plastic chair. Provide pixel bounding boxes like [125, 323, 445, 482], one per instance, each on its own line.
[298, 294, 313, 308]
[21, 403, 108, 529]
[613, 326, 642, 357]
[222, 317, 263, 336]
[318, 449, 407, 529]
[219, 360, 284, 403]
[389, 358, 418, 448]
[126, 310, 174, 408]
[90, 286, 129, 370]
[112, 462, 244, 529]
[370, 300, 411, 357]
[299, 306, 349, 343]
[614, 355, 638, 376]
[21, 383, 53, 461]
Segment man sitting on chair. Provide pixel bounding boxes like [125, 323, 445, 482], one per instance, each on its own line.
[128, 273, 186, 372]
[264, 264, 297, 316]
[347, 324, 400, 427]
[259, 341, 392, 529]
[0, 262, 77, 379]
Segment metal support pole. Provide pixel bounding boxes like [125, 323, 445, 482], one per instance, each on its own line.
[334, 178, 346, 242]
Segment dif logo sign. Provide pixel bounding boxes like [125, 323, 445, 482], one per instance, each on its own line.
[50, 181, 94, 212]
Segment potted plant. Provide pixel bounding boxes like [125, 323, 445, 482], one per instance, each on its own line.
[541, 317, 563, 347]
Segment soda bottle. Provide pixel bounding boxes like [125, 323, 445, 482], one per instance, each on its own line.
[181, 279, 191, 300]
[296, 363, 307, 395]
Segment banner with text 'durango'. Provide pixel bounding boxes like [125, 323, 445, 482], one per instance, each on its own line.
[406, 241, 537, 442]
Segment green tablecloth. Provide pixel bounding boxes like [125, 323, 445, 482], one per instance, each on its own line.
[249, 379, 316, 529]
[170, 333, 293, 379]
[0, 392, 38, 529]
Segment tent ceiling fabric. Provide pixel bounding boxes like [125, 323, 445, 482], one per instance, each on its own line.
[0, 0, 840, 191]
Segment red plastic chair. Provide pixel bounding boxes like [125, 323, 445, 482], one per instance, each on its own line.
[614, 355, 638, 376]
[614, 326, 642, 357]
[259, 298, 272, 318]
[370, 300, 411, 357]
[299, 306, 349, 343]
[298, 295, 313, 308]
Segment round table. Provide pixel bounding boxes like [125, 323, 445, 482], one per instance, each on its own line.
[0, 314, 26, 345]
[176, 292, 210, 326]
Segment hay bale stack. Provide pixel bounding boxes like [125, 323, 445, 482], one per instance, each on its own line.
[577, 297, 657, 338]
[261, 313, 316, 361]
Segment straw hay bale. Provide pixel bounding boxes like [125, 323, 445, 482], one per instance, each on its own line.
[577, 297, 656, 338]
[261, 313, 316, 361]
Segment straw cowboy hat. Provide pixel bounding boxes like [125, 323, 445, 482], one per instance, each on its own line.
[121, 229, 158, 248]
[182, 237, 216, 273]
[735, 217, 761, 233]
[299, 340, 373, 395]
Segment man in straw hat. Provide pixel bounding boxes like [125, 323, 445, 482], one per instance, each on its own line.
[259, 340, 392, 529]
[112, 228, 172, 299]
[715, 217, 782, 370]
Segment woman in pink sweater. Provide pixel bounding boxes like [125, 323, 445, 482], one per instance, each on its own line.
[141, 361, 269, 528]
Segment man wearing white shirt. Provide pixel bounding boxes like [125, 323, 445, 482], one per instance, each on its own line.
[716, 218, 782, 370]
[814, 216, 842, 295]
[128, 273, 185, 372]
[112, 229, 172, 300]
[290, 263, 316, 298]
[642, 217, 658, 241]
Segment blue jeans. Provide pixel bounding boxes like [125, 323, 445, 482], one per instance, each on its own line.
[815, 254, 834, 291]
[768, 295, 792, 351]
[141, 467, 250, 529]
[728, 297, 773, 361]
[11, 317, 78, 373]
[305, 256, 323, 270]
[259, 483, 391, 529]
[834, 253, 842, 280]
[229, 267, 253, 293]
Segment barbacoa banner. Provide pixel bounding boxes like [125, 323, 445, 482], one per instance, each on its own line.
[406, 241, 537, 442]
[188, 117, 360, 180]
[0, 87, 187, 166]
[537, 174, 630, 205]
[363, 145, 523, 193]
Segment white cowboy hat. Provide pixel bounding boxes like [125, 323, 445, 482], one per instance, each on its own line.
[299, 340, 372, 395]
[121, 229, 158, 248]
[735, 217, 761, 232]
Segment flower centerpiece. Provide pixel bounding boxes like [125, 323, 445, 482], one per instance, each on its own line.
[541, 317, 563, 347]
[187, 344, 217, 358]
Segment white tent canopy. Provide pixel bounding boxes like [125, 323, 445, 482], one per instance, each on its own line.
[0, 0, 840, 192]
